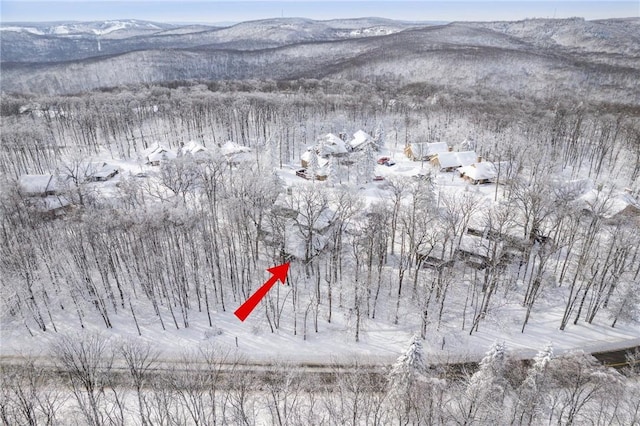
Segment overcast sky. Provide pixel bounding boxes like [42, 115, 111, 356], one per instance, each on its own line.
[2, 1, 638, 23]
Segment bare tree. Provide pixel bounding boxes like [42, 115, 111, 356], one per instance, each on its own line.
[51, 332, 114, 426]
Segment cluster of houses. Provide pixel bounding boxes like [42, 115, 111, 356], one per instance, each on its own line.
[17, 140, 256, 218]
[298, 130, 377, 180]
[405, 141, 514, 185]
[17, 162, 120, 218]
[142, 141, 253, 166]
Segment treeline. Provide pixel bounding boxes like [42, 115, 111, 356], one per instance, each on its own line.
[1, 335, 639, 425]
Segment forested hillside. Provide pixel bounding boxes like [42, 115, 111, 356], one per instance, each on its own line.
[1, 15, 639, 425]
[2, 80, 638, 348]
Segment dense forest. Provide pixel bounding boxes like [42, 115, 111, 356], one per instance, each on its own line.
[1, 76, 639, 424]
[1, 79, 639, 337]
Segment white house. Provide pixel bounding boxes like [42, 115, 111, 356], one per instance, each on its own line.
[144, 145, 177, 166]
[349, 130, 374, 151]
[181, 141, 208, 156]
[458, 161, 497, 184]
[404, 142, 449, 161]
[317, 133, 349, 156]
[430, 151, 477, 171]
[84, 162, 120, 182]
[19, 174, 63, 196]
[220, 141, 252, 164]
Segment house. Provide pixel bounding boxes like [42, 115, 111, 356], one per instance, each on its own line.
[578, 189, 640, 225]
[29, 196, 73, 218]
[220, 141, 252, 164]
[404, 142, 449, 161]
[349, 130, 374, 151]
[317, 133, 348, 157]
[430, 151, 477, 172]
[181, 141, 208, 157]
[18, 174, 73, 218]
[458, 161, 497, 184]
[296, 168, 328, 181]
[84, 162, 119, 182]
[18, 174, 63, 196]
[301, 150, 329, 168]
[144, 145, 177, 166]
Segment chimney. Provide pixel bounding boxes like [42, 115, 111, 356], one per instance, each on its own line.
[477, 156, 482, 163]
[448, 146, 453, 152]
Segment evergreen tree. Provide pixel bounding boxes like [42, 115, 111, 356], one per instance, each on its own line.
[374, 123, 385, 152]
[327, 155, 340, 186]
[514, 343, 553, 425]
[307, 149, 319, 181]
[464, 342, 510, 423]
[358, 144, 376, 184]
[388, 334, 444, 424]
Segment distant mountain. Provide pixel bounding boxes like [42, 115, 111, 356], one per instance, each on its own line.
[0, 20, 174, 37]
[1, 17, 638, 105]
[0, 18, 423, 63]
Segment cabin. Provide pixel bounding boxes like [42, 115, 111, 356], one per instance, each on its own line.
[458, 160, 497, 184]
[349, 130, 374, 151]
[220, 141, 252, 164]
[296, 168, 328, 181]
[144, 145, 177, 166]
[181, 141, 208, 157]
[317, 133, 349, 157]
[84, 162, 119, 182]
[430, 151, 477, 172]
[301, 150, 329, 168]
[19, 174, 63, 196]
[404, 142, 449, 161]
[29, 196, 73, 219]
[18, 174, 73, 218]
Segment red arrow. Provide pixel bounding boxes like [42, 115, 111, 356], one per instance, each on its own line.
[234, 263, 290, 321]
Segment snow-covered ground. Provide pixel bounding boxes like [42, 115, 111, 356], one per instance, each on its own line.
[2, 136, 638, 366]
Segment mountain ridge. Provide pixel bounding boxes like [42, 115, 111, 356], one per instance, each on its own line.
[1, 17, 638, 104]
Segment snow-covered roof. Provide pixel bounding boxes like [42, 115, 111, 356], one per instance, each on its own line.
[148, 148, 177, 163]
[220, 141, 251, 156]
[578, 189, 640, 218]
[181, 141, 208, 156]
[411, 142, 449, 157]
[220, 141, 253, 163]
[143, 145, 176, 163]
[433, 151, 477, 169]
[457, 151, 477, 167]
[349, 130, 373, 150]
[19, 174, 62, 195]
[317, 133, 348, 156]
[301, 150, 329, 168]
[84, 162, 119, 179]
[33, 196, 72, 212]
[458, 162, 497, 181]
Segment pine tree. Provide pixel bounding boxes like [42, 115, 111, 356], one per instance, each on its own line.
[465, 342, 510, 423]
[358, 144, 376, 184]
[327, 156, 339, 186]
[374, 123, 385, 152]
[388, 335, 444, 424]
[389, 334, 428, 395]
[514, 343, 553, 425]
[307, 149, 319, 181]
